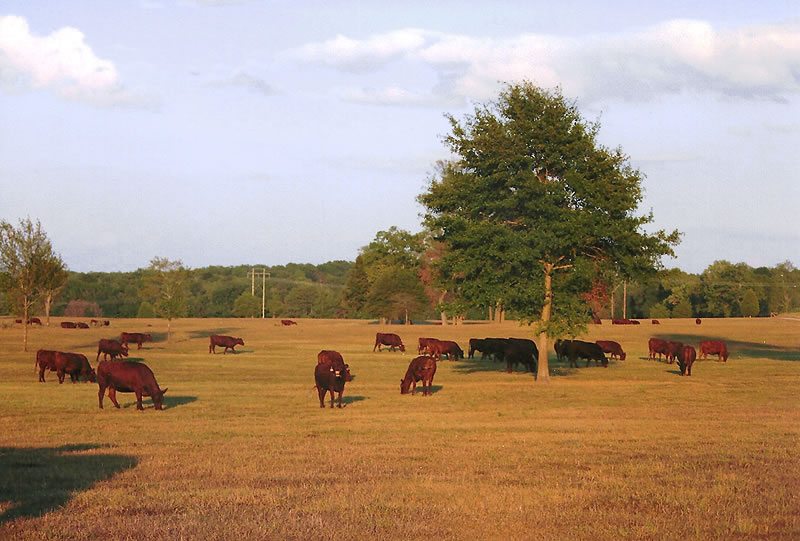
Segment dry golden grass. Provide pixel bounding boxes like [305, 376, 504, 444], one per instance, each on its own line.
[0, 316, 798, 540]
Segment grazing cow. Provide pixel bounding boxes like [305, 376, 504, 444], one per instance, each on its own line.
[596, 340, 626, 360]
[554, 339, 568, 362]
[54, 352, 96, 384]
[317, 350, 345, 365]
[28, 317, 42, 326]
[428, 340, 464, 360]
[373, 333, 405, 352]
[698, 340, 729, 362]
[102, 320, 110, 326]
[120, 332, 152, 350]
[652, 319, 660, 325]
[97, 339, 129, 362]
[281, 319, 297, 326]
[469, 338, 506, 361]
[61, 322, 77, 329]
[564, 340, 608, 368]
[76, 322, 90, 329]
[14, 319, 22, 324]
[91, 319, 100, 326]
[418, 337, 439, 355]
[648, 338, 670, 361]
[97, 361, 167, 411]
[677, 345, 697, 376]
[209, 335, 244, 354]
[502, 340, 537, 374]
[35, 349, 59, 382]
[665, 341, 684, 364]
[695, 318, 702, 325]
[612, 318, 639, 325]
[315, 356, 352, 408]
[400, 356, 437, 396]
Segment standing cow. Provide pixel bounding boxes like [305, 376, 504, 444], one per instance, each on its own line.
[400, 356, 437, 396]
[698, 340, 729, 362]
[596, 340, 626, 360]
[97, 360, 167, 411]
[97, 339, 129, 362]
[677, 345, 697, 376]
[120, 332, 152, 350]
[564, 340, 608, 368]
[35, 349, 59, 382]
[428, 340, 464, 360]
[209, 335, 245, 354]
[315, 353, 352, 408]
[374, 333, 405, 352]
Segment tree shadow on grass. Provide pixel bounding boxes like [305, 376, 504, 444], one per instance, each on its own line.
[342, 395, 367, 405]
[653, 333, 800, 362]
[121, 395, 198, 410]
[0, 445, 137, 524]
[188, 328, 240, 339]
[451, 357, 507, 374]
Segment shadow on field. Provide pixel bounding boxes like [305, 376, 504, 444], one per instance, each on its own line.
[0, 444, 137, 524]
[654, 333, 800, 362]
[122, 395, 198, 409]
[210, 349, 254, 355]
[188, 328, 240, 339]
[342, 395, 367, 405]
[452, 357, 506, 374]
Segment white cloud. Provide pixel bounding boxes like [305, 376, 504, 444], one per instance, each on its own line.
[0, 15, 139, 106]
[289, 20, 800, 105]
[210, 72, 277, 96]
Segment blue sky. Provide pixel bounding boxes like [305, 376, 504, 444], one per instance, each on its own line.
[1, 1, 798, 273]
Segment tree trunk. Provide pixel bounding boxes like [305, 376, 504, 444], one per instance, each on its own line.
[438, 290, 447, 325]
[488, 305, 494, 321]
[405, 308, 409, 325]
[44, 291, 52, 327]
[167, 318, 172, 342]
[536, 263, 553, 383]
[23, 296, 29, 353]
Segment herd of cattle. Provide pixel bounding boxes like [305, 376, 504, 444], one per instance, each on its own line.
[31, 325, 731, 411]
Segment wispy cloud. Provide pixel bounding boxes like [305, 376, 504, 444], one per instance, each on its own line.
[288, 20, 800, 105]
[0, 15, 146, 108]
[209, 72, 278, 96]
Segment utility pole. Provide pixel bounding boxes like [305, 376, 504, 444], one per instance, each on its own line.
[248, 268, 270, 318]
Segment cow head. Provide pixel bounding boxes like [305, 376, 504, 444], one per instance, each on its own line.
[400, 378, 411, 394]
[236, 338, 245, 346]
[399, 344, 406, 352]
[619, 352, 626, 361]
[87, 368, 97, 383]
[343, 364, 352, 382]
[153, 388, 168, 410]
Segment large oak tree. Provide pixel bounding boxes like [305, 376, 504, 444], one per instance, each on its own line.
[419, 83, 679, 382]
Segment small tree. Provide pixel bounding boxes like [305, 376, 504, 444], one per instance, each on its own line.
[365, 267, 428, 324]
[140, 257, 188, 341]
[740, 289, 759, 317]
[0, 218, 65, 351]
[341, 255, 370, 317]
[233, 291, 260, 318]
[39, 254, 68, 326]
[137, 301, 156, 318]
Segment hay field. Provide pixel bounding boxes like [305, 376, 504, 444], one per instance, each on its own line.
[0, 317, 798, 540]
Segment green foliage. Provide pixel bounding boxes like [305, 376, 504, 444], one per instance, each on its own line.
[136, 301, 156, 318]
[284, 284, 320, 317]
[360, 227, 425, 283]
[672, 298, 693, 318]
[365, 267, 428, 322]
[341, 255, 370, 317]
[740, 289, 760, 317]
[140, 257, 189, 322]
[232, 291, 260, 318]
[648, 302, 671, 319]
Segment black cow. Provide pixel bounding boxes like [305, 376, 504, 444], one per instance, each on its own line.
[315, 356, 352, 408]
[563, 340, 608, 368]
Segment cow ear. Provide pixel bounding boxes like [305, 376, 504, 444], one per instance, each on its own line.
[161, 388, 168, 395]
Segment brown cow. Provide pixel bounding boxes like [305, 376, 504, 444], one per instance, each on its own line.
[698, 340, 729, 362]
[648, 338, 669, 361]
[97, 360, 167, 411]
[317, 350, 344, 365]
[400, 356, 437, 396]
[315, 356, 351, 408]
[418, 337, 439, 355]
[91, 319, 100, 326]
[54, 352, 96, 384]
[563, 340, 608, 368]
[695, 318, 702, 325]
[97, 339, 129, 362]
[665, 341, 684, 364]
[35, 349, 59, 382]
[428, 340, 464, 360]
[677, 345, 697, 376]
[76, 322, 90, 329]
[120, 332, 152, 350]
[652, 319, 660, 324]
[28, 317, 42, 326]
[61, 321, 77, 329]
[374, 333, 405, 352]
[281, 319, 297, 326]
[209, 335, 244, 354]
[596, 340, 626, 360]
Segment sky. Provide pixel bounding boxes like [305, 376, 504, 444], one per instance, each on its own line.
[1, 0, 798, 273]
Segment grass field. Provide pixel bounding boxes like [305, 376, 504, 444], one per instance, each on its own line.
[0, 317, 798, 540]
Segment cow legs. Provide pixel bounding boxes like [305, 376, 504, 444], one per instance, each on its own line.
[336, 390, 343, 408]
[57, 370, 65, 384]
[329, 389, 335, 409]
[316, 386, 325, 408]
[135, 390, 144, 410]
[108, 387, 121, 409]
[98, 385, 106, 408]
[38, 366, 46, 383]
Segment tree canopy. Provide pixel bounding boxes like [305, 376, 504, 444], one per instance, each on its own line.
[419, 82, 679, 381]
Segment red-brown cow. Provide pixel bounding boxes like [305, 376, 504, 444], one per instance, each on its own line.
[28, 317, 42, 326]
[315, 355, 351, 408]
[652, 319, 661, 324]
[281, 319, 297, 326]
[677, 345, 697, 376]
[61, 322, 77, 329]
[76, 322, 90, 329]
[648, 338, 669, 361]
[698, 340, 729, 362]
[428, 340, 464, 360]
[209, 335, 244, 354]
[97, 360, 167, 411]
[666, 341, 684, 364]
[120, 332, 152, 350]
[400, 356, 437, 396]
[418, 337, 439, 355]
[54, 352, 96, 384]
[317, 350, 344, 365]
[97, 339, 129, 362]
[695, 318, 702, 325]
[374, 333, 405, 352]
[35, 349, 59, 382]
[596, 340, 626, 360]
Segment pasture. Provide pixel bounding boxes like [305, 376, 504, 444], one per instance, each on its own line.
[0, 317, 798, 540]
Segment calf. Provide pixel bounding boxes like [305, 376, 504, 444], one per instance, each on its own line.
[61, 321, 77, 329]
[54, 352, 96, 384]
[400, 356, 437, 396]
[648, 338, 669, 361]
[373, 332, 405, 352]
[677, 345, 697, 376]
[315, 356, 351, 408]
[97, 339, 129, 362]
[97, 361, 167, 411]
[209, 335, 244, 354]
[120, 332, 152, 350]
[698, 340, 729, 362]
[596, 340, 626, 360]
[428, 340, 464, 360]
[564, 340, 608, 368]
[35, 349, 59, 382]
